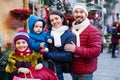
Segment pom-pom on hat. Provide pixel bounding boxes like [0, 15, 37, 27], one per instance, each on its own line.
[73, 3, 88, 16]
[14, 29, 29, 44]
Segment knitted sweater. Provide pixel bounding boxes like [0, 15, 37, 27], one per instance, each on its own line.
[5, 51, 42, 73]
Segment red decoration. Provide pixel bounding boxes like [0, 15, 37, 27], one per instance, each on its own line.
[10, 9, 30, 21]
[40, 49, 45, 54]
[43, 28, 48, 32]
[65, 15, 74, 27]
[44, 7, 49, 21]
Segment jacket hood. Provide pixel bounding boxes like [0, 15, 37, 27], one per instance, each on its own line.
[28, 15, 46, 33]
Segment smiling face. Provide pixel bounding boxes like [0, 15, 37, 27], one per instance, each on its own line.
[73, 8, 87, 23]
[34, 21, 43, 34]
[49, 14, 63, 29]
[15, 39, 28, 52]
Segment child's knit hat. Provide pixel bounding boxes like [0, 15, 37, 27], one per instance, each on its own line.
[14, 29, 29, 44]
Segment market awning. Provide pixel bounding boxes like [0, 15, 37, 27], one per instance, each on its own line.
[86, 2, 102, 11]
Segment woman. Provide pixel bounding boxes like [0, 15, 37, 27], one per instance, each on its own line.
[111, 22, 119, 58]
[44, 10, 75, 80]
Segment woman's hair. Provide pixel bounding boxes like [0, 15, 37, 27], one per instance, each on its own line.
[47, 10, 68, 29]
[112, 22, 118, 27]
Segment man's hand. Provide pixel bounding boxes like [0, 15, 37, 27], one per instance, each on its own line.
[64, 42, 76, 53]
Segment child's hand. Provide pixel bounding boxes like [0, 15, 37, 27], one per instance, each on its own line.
[40, 42, 45, 48]
[35, 63, 43, 70]
[18, 67, 30, 74]
[47, 39, 52, 44]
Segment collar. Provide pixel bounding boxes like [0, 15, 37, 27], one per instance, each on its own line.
[72, 18, 90, 30]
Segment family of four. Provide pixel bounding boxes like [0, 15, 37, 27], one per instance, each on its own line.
[5, 3, 101, 80]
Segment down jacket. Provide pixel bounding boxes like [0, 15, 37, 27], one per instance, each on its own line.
[44, 29, 75, 80]
[28, 15, 52, 52]
[72, 24, 101, 74]
[45, 30, 75, 62]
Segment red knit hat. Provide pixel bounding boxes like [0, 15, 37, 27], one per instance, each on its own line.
[14, 29, 29, 44]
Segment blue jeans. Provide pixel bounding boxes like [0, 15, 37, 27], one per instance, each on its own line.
[48, 61, 63, 80]
[71, 73, 93, 80]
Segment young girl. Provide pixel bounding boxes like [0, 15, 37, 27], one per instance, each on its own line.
[45, 10, 75, 80]
[5, 30, 43, 80]
[28, 15, 52, 54]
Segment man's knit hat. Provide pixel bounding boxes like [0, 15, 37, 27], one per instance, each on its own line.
[14, 29, 29, 44]
[73, 3, 88, 16]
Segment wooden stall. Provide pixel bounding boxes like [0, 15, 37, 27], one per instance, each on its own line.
[0, 0, 29, 51]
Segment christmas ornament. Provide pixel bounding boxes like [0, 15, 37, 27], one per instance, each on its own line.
[40, 47, 49, 54]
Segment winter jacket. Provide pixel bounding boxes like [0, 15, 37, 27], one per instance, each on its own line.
[45, 30, 75, 62]
[29, 32, 52, 52]
[117, 24, 120, 39]
[5, 50, 42, 80]
[111, 27, 118, 43]
[28, 15, 52, 52]
[72, 24, 101, 74]
[44, 29, 75, 80]
[5, 51, 40, 73]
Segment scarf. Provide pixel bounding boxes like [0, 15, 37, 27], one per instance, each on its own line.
[14, 47, 32, 56]
[51, 26, 68, 47]
[72, 18, 90, 46]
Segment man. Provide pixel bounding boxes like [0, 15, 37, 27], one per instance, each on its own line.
[64, 3, 101, 80]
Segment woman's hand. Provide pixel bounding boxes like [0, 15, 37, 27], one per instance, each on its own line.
[35, 63, 43, 70]
[18, 67, 30, 74]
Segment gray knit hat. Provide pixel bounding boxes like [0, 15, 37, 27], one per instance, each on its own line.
[73, 3, 88, 16]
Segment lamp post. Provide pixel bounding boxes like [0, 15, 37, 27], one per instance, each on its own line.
[30, 0, 36, 15]
[23, 0, 29, 9]
[0, 34, 2, 53]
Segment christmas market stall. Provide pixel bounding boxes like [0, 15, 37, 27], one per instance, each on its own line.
[87, 2, 102, 27]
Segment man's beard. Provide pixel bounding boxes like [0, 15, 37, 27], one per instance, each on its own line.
[75, 16, 85, 24]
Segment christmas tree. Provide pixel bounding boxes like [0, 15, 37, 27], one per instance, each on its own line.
[63, 2, 72, 14]
[55, 0, 65, 13]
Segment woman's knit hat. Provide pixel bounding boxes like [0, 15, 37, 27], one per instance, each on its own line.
[14, 29, 29, 44]
[73, 3, 88, 16]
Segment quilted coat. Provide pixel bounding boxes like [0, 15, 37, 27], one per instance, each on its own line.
[45, 30, 75, 62]
[44, 29, 75, 80]
[72, 24, 101, 74]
